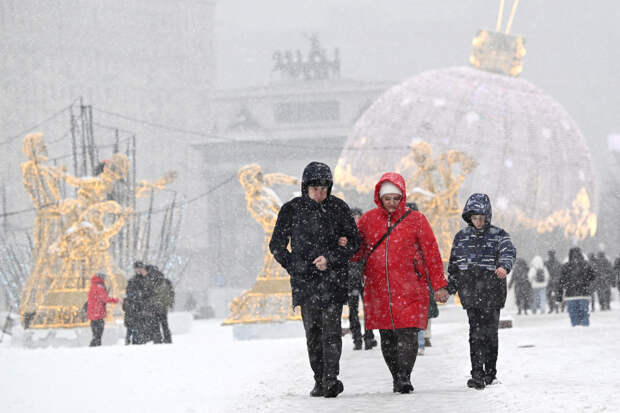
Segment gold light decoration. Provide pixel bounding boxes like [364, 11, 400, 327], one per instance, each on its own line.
[19, 133, 66, 324]
[19, 134, 177, 328]
[470, 0, 526, 77]
[397, 141, 477, 261]
[507, 187, 597, 241]
[222, 164, 301, 325]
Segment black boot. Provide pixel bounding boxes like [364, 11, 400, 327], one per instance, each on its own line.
[323, 379, 344, 398]
[394, 375, 414, 394]
[467, 377, 486, 390]
[364, 337, 377, 350]
[353, 340, 362, 350]
[310, 381, 323, 397]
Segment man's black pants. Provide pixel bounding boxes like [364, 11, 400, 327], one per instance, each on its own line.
[466, 308, 500, 379]
[155, 311, 172, 343]
[348, 290, 375, 344]
[89, 319, 105, 347]
[378, 327, 419, 382]
[300, 302, 343, 384]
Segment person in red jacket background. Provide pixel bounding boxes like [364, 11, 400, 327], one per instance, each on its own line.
[352, 172, 449, 393]
[87, 273, 120, 347]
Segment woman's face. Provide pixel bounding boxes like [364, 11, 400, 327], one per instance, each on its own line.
[381, 194, 401, 214]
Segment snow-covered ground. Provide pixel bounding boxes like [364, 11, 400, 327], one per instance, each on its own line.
[1, 303, 619, 413]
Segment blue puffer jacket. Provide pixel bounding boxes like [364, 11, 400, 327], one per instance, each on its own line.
[447, 193, 516, 309]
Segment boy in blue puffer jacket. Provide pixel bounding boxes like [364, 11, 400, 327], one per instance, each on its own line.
[447, 193, 516, 389]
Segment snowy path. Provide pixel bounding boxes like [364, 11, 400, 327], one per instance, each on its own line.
[2, 305, 619, 413]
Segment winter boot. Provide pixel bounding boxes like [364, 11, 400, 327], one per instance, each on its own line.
[467, 377, 486, 390]
[393, 374, 414, 394]
[323, 379, 344, 398]
[484, 374, 497, 385]
[310, 381, 324, 397]
[424, 337, 432, 347]
[353, 340, 362, 351]
[364, 337, 378, 350]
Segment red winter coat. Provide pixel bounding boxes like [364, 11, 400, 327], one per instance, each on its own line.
[87, 274, 119, 321]
[354, 172, 447, 330]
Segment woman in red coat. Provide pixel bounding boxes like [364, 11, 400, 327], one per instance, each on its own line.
[354, 172, 449, 393]
[87, 273, 120, 347]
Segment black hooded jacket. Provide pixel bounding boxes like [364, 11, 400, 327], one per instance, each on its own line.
[447, 193, 516, 309]
[558, 247, 596, 299]
[269, 162, 361, 307]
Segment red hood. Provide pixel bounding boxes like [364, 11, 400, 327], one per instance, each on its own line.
[373, 172, 407, 214]
[91, 274, 105, 286]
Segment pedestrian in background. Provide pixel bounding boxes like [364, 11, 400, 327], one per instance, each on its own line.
[344, 207, 377, 351]
[87, 273, 120, 347]
[508, 258, 532, 315]
[558, 247, 596, 327]
[527, 256, 550, 314]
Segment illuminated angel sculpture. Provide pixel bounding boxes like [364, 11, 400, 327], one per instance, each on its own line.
[19, 133, 67, 324]
[223, 164, 300, 324]
[398, 141, 477, 260]
[238, 163, 299, 279]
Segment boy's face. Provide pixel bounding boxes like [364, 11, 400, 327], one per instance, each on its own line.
[308, 185, 328, 202]
[471, 214, 485, 229]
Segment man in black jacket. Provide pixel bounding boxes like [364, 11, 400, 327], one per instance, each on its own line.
[447, 193, 516, 390]
[125, 261, 158, 344]
[270, 161, 360, 398]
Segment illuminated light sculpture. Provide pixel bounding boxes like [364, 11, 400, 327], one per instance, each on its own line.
[19, 136, 178, 329]
[19, 133, 67, 325]
[222, 164, 300, 325]
[397, 141, 477, 260]
[335, 4, 597, 257]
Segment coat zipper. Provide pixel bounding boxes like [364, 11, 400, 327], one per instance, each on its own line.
[385, 213, 396, 330]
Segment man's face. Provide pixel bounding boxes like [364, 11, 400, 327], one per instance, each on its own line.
[135, 267, 147, 276]
[471, 214, 485, 229]
[308, 185, 328, 203]
[381, 194, 402, 214]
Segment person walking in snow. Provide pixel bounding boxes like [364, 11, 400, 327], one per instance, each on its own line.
[446, 193, 516, 390]
[148, 264, 175, 343]
[351, 172, 448, 394]
[87, 273, 120, 347]
[558, 247, 596, 326]
[125, 261, 157, 344]
[528, 256, 550, 314]
[508, 258, 532, 315]
[544, 250, 563, 313]
[591, 251, 613, 311]
[344, 207, 377, 351]
[269, 161, 360, 398]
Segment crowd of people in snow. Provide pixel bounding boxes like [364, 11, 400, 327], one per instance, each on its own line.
[85, 261, 175, 347]
[84, 159, 616, 398]
[509, 248, 617, 325]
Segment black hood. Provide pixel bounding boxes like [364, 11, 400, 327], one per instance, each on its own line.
[462, 193, 492, 227]
[301, 161, 333, 197]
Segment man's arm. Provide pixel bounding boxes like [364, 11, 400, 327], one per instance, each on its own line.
[324, 204, 360, 268]
[269, 202, 294, 273]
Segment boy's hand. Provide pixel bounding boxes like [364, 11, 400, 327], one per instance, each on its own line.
[495, 267, 507, 279]
[338, 237, 348, 247]
[313, 255, 328, 271]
